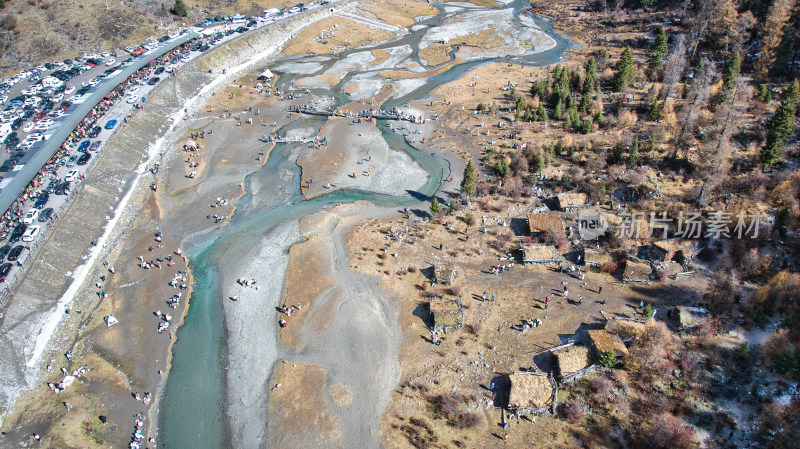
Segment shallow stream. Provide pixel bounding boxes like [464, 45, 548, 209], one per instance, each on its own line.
[159, 1, 570, 446]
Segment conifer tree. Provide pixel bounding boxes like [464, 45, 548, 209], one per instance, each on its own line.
[612, 47, 636, 92]
[629, 137, 639, 163]
[461, 160, 477, 198]
[648, 29, 668, 74]
[430, 198, 442, 216]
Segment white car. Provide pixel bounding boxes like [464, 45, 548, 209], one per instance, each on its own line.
[101, 51, 111, 58]
[64, 170, 80, 182]
[52, 93, 64, 103]
[129, 85, 139, 93]
[21, 226, 40, 242]
[64, 85, 75, 95]
[105, 59, 116, 66]
[28, 132, 45, 141]
[53, 61, 65, 67]
[126, 95, 137, 104]
[22, 122, 34, 133]
[22, 209, 39, 225]
[0, 95, 7, 104]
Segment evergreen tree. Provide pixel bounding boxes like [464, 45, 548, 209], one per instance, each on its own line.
[530, 150, 544, 173]
[761, 132, 783, 168]
[171, 0, 187, 16]
[493, 159, 510, 177]
[429, 198, 442, 216]
[629, 137, 639, 163]
[579, 116, 593, 134]
[461, 160, 477, 198]
[761, 79, 799, 168]
[612, 47, 636, 92]
[554, 99, 563, 119]
[537, 104, 548, 122]
[609, 144, 624, 165]
[647, 98, 661, 121]
[648, 133, 658, 152]
[785, 78, 800, 107]
[758, 84, 770, 103]
[583, 57, 597, 94]
[768, 102, 796, 140]
[580, 58, 596, 113]
[722, 52, 741, 93]
[648, 28, 668, 74]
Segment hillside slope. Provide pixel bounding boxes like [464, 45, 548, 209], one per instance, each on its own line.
[0, 0, 296, 73]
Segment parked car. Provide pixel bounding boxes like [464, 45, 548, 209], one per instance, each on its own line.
[22, 208, 39, 225]
[147, 77, 160, 85]
[104, 119, 117, 129]
[34, 192, 48, 209]
[0, 159, 16, 172]
[154, 66, 165, 75]
[54, 181, 70, 195]
[38, 207, 53, 222]
[45, 179, 57, 194]
[21, 226, 39, 242]
[64, 170, 80, 182]
[88, 126, 101, 138]
[77, 152, 91, 165]
[0, 245, 11, 260]
[8, 224, 26, 242]
[6, 245, 24, 261]
[65, 154, 79, 167]
[0, 261, 11, 277]
[78, 140, 91, 152]
[89, 141, 102, 151]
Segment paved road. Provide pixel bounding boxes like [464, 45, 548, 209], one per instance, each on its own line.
[0, 32, 201, 216]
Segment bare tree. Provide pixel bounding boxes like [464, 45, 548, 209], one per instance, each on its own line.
[675, 57, 715, 156]
[757, 0, 798, 79]
[662, 34, 687, 104]
[697, 77, 751, 206]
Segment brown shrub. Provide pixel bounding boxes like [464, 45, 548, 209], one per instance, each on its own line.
[761, 329, 793, 366]
[447, 286, 462, 296]
[647, 413, 696, 449]
[0, 14, 17, 31]
[560, 402, 584, 425]
[428, 393, 481, 429]
[495, 231, 514, 252]
[544, 230, 568, 251]
[599, 260, 618, 274]
[408, 266, 417, 273]
[590, 376, 613, 396]
[627, 321, 675, 374]
[451, 412, 481, 429]
[465, 322, 482, 336]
